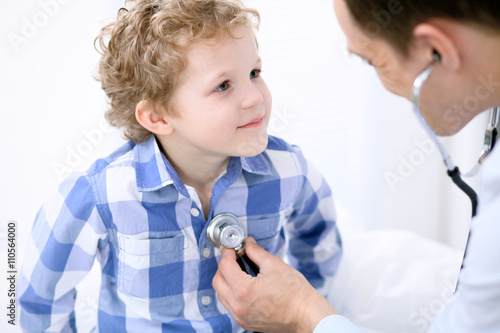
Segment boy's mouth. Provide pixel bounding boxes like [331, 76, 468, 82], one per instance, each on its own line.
[238, 117, 264, 129]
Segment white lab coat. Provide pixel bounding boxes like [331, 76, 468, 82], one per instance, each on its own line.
[315, 144, 500, 333]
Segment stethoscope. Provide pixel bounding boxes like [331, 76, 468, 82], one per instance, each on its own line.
[207, 213, 260, 276]
[411, 53, 499, 218]
[207, 214, 261, 332]
[207, 58, 499, 290]
[411, 53, 499, 290]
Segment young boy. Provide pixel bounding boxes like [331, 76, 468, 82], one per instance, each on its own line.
[18, 0, 342, 331]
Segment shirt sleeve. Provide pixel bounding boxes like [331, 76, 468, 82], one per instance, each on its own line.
[314, 315, 364, 333]
[285, 145, 342, 293]
[18, 172, 107, 332]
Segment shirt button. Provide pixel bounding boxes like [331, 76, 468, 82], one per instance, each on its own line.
[190, 208, 200, 217]
[202, 247, 211, 258]
[201, 296, 211, 306]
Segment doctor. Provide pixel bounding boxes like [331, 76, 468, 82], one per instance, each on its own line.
[212, 0, 500, 332]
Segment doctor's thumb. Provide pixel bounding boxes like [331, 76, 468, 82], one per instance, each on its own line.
[244, 237, 279, 267]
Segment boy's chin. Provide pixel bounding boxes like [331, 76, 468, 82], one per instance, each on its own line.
[236, 134, 269, 157]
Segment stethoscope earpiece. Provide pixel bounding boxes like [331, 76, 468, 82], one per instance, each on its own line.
[432, 50, 441, 62]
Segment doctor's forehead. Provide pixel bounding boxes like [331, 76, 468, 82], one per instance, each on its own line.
[334, 0, 379, 59]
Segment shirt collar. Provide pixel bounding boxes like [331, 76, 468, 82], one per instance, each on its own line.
[241, 154, 273, 176]
[133, 135, 272, 193]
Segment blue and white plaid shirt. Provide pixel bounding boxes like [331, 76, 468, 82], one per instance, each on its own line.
[19, 135, 342, 332]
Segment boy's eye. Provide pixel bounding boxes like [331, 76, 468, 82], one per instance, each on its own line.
[214, 81, 230, 92]
[250, 69, 261, 79]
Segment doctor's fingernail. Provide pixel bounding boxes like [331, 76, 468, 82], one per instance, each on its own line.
[246, 237, 256, 244]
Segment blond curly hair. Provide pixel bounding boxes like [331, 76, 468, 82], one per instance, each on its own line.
[95, 0, 260, 143]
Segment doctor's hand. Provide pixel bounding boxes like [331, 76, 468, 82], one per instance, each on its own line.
[212, 237, 338, 333]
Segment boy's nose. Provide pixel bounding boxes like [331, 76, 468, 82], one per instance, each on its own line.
[241, 83, 264, 109]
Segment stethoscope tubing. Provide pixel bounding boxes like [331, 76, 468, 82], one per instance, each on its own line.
[410, 60, 478, 218]
[409, 58, 500, 293]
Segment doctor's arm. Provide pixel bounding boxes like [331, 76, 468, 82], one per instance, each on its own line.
[212, 237, 363, 333]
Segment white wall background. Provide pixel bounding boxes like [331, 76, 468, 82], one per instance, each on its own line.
[0, 0, 489, 332]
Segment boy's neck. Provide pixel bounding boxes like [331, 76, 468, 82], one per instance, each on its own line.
[155, 135, 230, 218]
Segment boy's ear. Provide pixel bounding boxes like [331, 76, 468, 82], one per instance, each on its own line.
[135, 100, 174, 136]
[413, 22, 461, 71]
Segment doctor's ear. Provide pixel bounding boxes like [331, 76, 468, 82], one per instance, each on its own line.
[413, 23, 460, 71]
[135, 100, 175, 136]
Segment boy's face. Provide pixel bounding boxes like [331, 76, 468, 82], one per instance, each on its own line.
[166, 27, 272, 158]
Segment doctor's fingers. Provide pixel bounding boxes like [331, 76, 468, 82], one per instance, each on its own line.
[214, 252, 256, 295]
[214, 284, 252, 329]
[213, 257, 259, 328]
[242, 237, 282, 269]
[212, 265, 232, 298]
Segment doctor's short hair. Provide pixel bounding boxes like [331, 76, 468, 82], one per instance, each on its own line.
[344, 0, 500, 56]
[95, 0, 260, 143]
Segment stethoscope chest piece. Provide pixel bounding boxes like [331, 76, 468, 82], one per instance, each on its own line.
[207, 213, 246, 249]
[207, 213, 260, 276]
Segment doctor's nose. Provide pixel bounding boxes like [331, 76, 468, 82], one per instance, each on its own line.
[241, 83, 264, 109]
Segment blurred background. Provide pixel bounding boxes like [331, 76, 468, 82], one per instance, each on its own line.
[0, 0, 488, 332]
